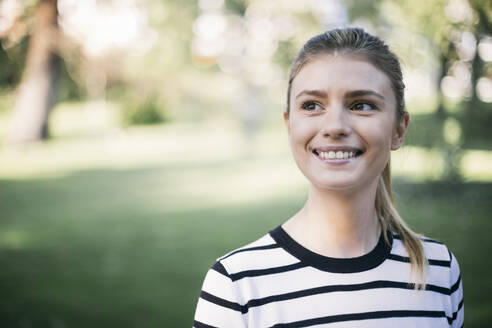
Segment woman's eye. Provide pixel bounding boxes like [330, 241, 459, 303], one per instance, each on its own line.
[301, 101, 321, 111]
[351, 102, 375, 111]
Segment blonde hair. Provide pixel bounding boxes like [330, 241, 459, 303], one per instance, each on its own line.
[287, 28, 427, 289]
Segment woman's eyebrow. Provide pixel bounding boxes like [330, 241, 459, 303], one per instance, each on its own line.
[295, 89, 328, 99]
[345, 90, 385, 100]
[295, 89, 385, 100]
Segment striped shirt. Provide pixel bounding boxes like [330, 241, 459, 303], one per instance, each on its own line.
[194, 225, 464, 327]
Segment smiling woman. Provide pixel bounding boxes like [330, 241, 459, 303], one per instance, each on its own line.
[286, 55, 401, 193]
[193, 28, 464, 327]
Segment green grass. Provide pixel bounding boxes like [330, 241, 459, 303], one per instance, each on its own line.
[0, 162, 303, 327]
[0, 161, 490, 327]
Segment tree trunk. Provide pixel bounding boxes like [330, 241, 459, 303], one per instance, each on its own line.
[8, 0, 58, 146]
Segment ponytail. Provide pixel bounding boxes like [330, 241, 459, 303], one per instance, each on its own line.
[376, 159, 427, 290]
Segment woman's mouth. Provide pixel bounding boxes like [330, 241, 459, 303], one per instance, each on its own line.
[312, 148, 364, 161]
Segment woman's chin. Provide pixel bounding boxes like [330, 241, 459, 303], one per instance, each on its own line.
[303, 172, 378, 193]
[309, 178, 364, 192]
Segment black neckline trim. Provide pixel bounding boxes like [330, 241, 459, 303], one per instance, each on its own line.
[269, 225, 393, 273]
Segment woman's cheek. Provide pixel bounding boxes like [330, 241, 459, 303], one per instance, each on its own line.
[289, 126, 316, 173]
[290, 119, 315, 146]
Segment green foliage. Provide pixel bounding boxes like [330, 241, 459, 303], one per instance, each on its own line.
[120, 95, 166, 126]
[0, 90, 15, 113]
[405, 113, 445, 148]
[469, 0, 492, 32]
[384, 0, 491, 180]
[55, 55, 85, 103]
[459, 103, 492, 150]
[224, 0, 248, 15]
[346, 0, 381, 24]
[389, 0, 451, 43]
[274, 39, 298, 72]
[0, 37, 29, 88]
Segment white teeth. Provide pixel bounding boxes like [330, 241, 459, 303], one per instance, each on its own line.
[317, 150, 358, 160]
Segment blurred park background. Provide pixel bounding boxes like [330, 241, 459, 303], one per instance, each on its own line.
[0, 0, 491, 327]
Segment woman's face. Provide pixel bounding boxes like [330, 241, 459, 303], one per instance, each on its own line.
[285, 54, 409, 191]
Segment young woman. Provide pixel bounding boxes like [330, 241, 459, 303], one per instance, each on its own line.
[194, 28, 464, 327]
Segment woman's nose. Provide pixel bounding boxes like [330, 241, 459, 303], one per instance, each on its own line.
[320, 104, 351, 138]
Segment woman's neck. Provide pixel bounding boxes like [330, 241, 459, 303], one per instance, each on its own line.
[282, 180, 380, 258]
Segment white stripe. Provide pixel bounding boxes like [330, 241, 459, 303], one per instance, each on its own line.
[422, 242, 451, 262]
[222, 247, 299, 274]
[323, 316, 448, 328]
[201, 269, 240, 304]
[219, 234, 276, 260]
[392, 238, 450, 263]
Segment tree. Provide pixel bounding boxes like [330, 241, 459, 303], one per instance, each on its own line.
[8, 0, 59, 145]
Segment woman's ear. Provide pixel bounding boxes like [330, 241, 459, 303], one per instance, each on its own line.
[391, 111, 410, 150]
[283, 111, 290, 135]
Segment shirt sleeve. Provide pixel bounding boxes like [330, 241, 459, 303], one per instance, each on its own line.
[193, 261, 247, 328]
[449, 250, 464, 327]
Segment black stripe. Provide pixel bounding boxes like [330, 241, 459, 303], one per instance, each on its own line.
[428, 258, 451, 267]
[450, 275, 462, 294]
[270, 226, 392, 273]
[422, 238, 444, 245]
[450, 297, 464, 322]
[220, 244, 281, 261]
[200, 290, 247, 313]
[230, 262, 309, 282]
[388, 254, 451, 267]
[426, 283, 454, 295]
[270, 310, 447, 327]
[201, 280, 453, 316]
[244, 280, 452, 311]
[250, 280, 449, 308]
[201, 278, 459, 318]
[193, 320, 218, 328]
[458, 298, 464, 311]
[211, 261, 228, 277]
[392, 234, 444, 245]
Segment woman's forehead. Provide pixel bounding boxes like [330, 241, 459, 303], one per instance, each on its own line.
[291, 55, 394, 99]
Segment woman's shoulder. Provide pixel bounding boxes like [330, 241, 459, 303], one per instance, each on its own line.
[218, 231, 278, 261]
[210, 227, 297, 279]
[391, 232, 457, 268]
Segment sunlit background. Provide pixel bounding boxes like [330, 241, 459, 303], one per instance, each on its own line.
[0, 0, 491, 327]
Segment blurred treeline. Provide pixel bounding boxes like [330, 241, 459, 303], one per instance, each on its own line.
[0, 0, 491, 180]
